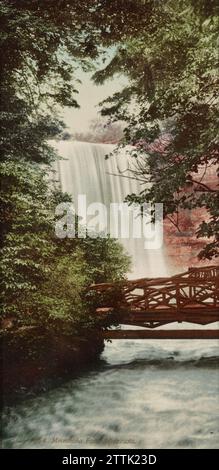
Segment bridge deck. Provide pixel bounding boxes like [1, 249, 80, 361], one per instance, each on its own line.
[90, 266, 219, 339]
[103, 330, 219, 340]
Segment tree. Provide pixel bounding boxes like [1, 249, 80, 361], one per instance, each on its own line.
[1, 0, 132, 332]
[1, 159, 130, 330]
[72, 118, 124, 143]
[93, 0, 219, 259]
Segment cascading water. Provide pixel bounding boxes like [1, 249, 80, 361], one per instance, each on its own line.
[2, 141, 218, 450]
[53, 140, 169, 278]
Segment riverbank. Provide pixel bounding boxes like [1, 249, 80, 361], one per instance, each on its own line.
[0, 326, 104, 403]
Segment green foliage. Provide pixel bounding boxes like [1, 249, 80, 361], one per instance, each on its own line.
[93, 0, 219, 259]
[0, 0, 131, 333]
[0, 159, 130, 331]
[81, 237, 130, 285]
[3, 0, 217, 338]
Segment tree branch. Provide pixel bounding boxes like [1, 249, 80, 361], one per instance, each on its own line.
[189, 179, 218, 193]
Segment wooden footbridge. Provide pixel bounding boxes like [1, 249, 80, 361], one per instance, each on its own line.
[89, 266, 219, 339]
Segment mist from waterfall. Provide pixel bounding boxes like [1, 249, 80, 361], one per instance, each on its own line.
[53, 141, 169, 278]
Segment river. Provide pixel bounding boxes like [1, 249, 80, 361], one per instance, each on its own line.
[2, 337, 219, 449]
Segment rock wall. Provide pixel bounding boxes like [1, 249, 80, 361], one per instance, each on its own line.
[164, 165, 217, 269]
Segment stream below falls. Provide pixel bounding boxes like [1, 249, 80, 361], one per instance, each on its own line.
[2, 337, 219, 449]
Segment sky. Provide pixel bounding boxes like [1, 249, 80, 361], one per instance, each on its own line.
[63, 70, 127, 134]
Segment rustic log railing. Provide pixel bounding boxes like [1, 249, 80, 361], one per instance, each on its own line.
[89, 265, 219, 339]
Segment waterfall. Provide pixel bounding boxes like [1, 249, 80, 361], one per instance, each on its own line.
[53, 140, 168, 278]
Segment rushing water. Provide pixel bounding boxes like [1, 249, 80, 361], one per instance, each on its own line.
[2, 339, 219, 449]
[2, 142, 218, 449]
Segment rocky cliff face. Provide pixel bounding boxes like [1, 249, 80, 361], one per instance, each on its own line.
[164, 165, 217, 269]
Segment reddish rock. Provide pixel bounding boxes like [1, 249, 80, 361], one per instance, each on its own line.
[164, 164, 218, 268]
